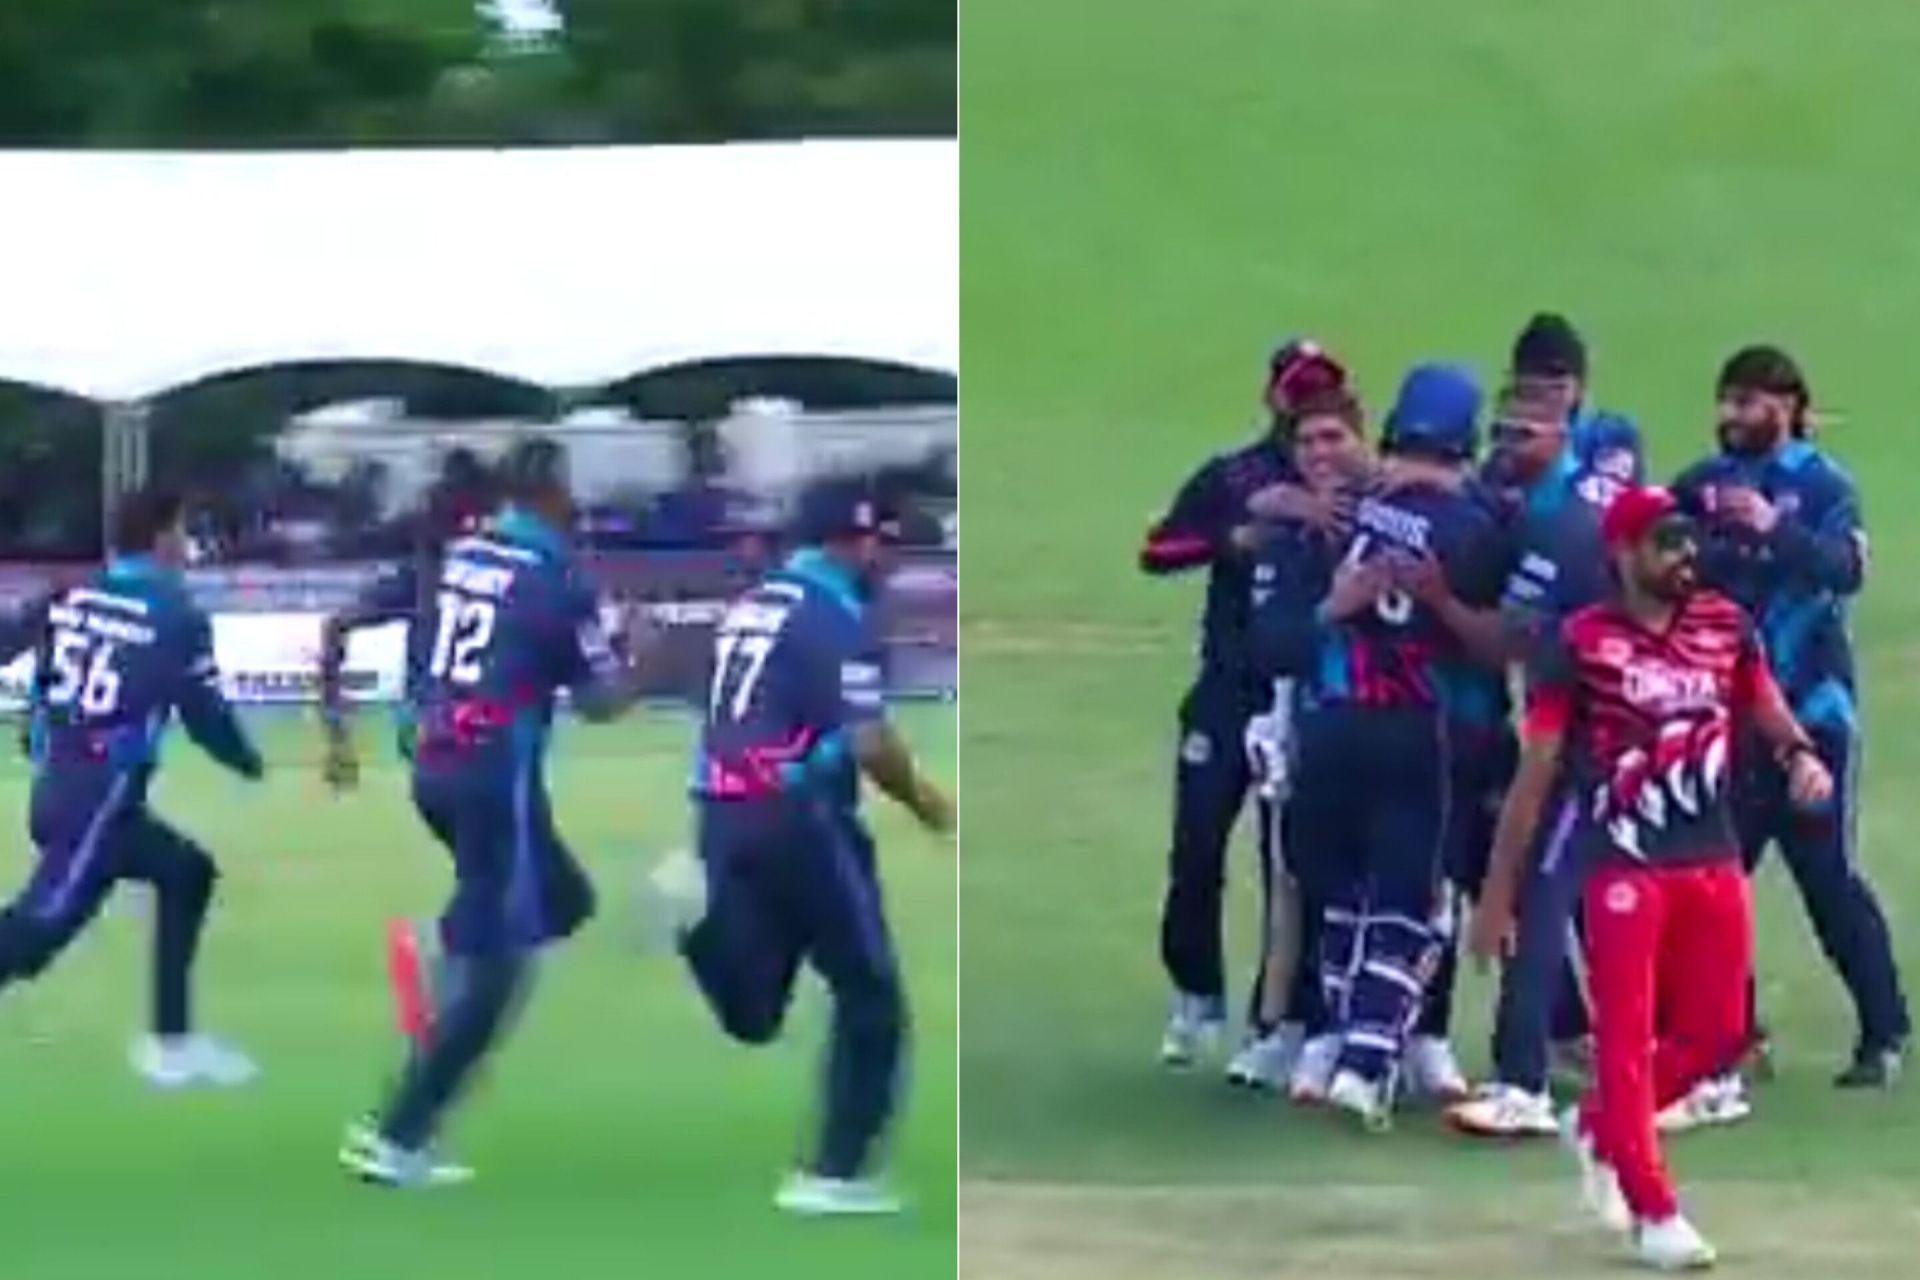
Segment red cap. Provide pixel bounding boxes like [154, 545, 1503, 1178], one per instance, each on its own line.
[1268, 340, 1348, 412]
[1601, 485, 1679, 550]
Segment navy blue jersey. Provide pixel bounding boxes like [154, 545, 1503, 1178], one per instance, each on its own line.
[28, 558, 260, 788]
[1500, 450, 1612, 647]
[1671, 440, 1864, 730]
[1248, 507, 1345, 685]
[409, 507, 618, 770]
[694, 550, 886, 812]
[1303, 481, 1509, 718]
[1140, 437, 1296, 687]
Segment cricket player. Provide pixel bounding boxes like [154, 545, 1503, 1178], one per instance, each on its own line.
[1141, 337, 1350, 1065]
[643, 479, 954, 1216]
[339, 437, 648, 1188]
[1265, 363, 1509, 1128]
[1233, 388, 1474, 1105]
[0, 487, 263, 1086]
[1469, 485, 1832, 1270]
[1672, 346, 1909, 1095]
[1508, 312, 1643, 508]
[1231, 388, 1368, 1093]
[1445, 382, 1615, 1138]
[317, 456, 500, 787]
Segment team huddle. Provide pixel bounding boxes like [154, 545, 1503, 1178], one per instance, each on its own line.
[0, 439, 952, 1216]
[1141, 317, 1905, 1270]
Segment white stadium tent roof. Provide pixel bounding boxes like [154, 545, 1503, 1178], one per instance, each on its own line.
[0, 139, 956, 403]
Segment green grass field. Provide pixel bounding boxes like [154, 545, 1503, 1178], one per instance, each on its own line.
[961, 2, 1920, 1275]
[0, 707, 954, 1280]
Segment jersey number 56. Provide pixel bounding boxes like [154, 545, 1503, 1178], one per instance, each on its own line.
[45, 628, 122, 716]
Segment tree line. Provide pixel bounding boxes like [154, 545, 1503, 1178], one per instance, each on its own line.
[0, 0, 955, 147]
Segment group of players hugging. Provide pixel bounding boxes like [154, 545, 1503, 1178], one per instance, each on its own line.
[1139, 315, 1905, 1269]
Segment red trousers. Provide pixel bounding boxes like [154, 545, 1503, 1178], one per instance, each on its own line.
[1577, 859, 1753, 1221]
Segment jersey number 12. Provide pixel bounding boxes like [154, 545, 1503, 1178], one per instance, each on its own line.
[429, 593, 497, 686]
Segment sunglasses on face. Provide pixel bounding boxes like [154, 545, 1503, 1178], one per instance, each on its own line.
[1492, 419, 1559, 444]
[1647, 515, 1698, 554]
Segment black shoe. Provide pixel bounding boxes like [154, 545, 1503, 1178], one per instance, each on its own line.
[1834, 1043, 1905, 1090]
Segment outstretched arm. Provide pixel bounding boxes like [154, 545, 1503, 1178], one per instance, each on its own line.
[176, 612, 263, 781]
[0, 592, 52, 663]
[1770, 483, 1866, 596]
[1140, 458, 1242, 575]
[563, 593, 652, 724]
[317, 564, 420, 789]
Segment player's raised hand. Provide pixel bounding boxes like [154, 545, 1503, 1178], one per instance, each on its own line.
[1787, 749, 1834, 810]
[1387, 550, 1451, 608]
[1247, 482, 1339, 531]
[1320, 556, 1388, 621]
[1715, 485, 1779, 534]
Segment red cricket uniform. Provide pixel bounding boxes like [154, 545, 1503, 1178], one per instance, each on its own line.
[1525, 589, 1771, 1221]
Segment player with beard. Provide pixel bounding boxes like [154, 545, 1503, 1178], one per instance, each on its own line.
[1669, 347, 1908, 1110]
[1470, 485, 1832, 1270]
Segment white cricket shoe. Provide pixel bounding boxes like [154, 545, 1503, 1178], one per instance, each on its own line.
[132, 1033, 259, 1089]
[339, 1122, 474, 1189]
[636, 847, 709, 953]
[1446, 1082, 1561, 1138]
[775, 1171, 902, 1217]
[1326, 1068, 1392, 1132]
[1225, 1022, 1304, 1090]
[1159, 995, 1225, 1067]
[1402, 1036, 1470, 1103]
[1560, 1106, 1631, 1233]
[1657, 1075, 1751, 1135]
[1288, 1034, 1342, 1104]
[1633, 1214, 1718, 1271]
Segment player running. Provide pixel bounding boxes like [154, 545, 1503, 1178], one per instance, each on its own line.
[1140, 337, 1350, 1066]
[317, 451, 499, 788]
[339, 437, 648, 1188]
[1470, 485, 1832, 1271]
[1671, 346, 1908, 1099]
[0, 487, 263, 1087]
[642, 479, 954, 1216]
[1261, 364, 1509, 1129]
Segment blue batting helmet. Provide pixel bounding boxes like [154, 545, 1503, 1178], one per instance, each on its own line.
[1382, 363, 1483, 461]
